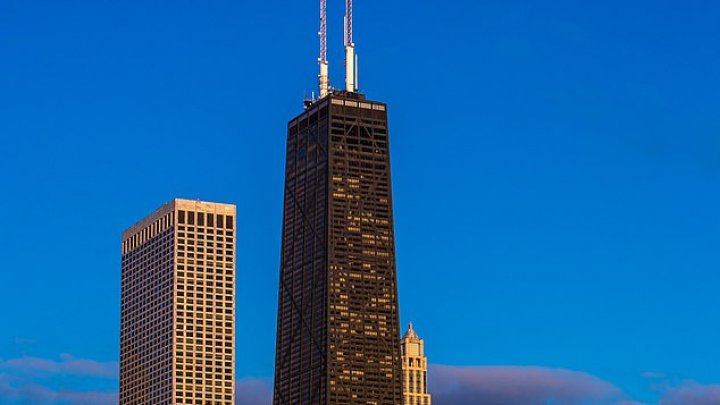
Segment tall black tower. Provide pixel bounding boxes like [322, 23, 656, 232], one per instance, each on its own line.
[273, 90, 403, 405]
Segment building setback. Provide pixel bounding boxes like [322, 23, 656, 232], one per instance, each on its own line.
[401, 323, 432, 405]
[273, 91, 403, 405]
[120, 199, 236, 405]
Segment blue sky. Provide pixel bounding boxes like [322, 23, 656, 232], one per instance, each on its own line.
[1, 1, 719, 404]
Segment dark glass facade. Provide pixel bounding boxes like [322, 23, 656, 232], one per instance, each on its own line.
[274, 92, 403, 405]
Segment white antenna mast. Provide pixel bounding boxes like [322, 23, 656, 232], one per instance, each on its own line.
[344, 0, 357, 92]
[318, 0, 329, 98]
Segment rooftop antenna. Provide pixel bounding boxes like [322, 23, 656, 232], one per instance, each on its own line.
[318, 0, 329, 98]
[344, 0, 357, 92]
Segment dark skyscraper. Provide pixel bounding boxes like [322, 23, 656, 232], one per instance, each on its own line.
[273, 90, 403, 405]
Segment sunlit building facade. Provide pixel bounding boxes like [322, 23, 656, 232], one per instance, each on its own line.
[401, 323, 431, 405]
[120, 199, 236, 405]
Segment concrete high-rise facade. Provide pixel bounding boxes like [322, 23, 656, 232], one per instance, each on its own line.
[120, 199, 236, 405]
[401, 323, 431, 405]
[273, 91, 403, 405]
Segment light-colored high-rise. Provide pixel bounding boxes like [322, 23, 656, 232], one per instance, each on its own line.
[120, 199, 236, 405]
[401, 323, 431, 405]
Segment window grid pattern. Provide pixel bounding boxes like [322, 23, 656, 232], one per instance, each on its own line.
[274, 93, 402, 405]
[326, 99, 402, 405]
[175, 211, 236, 405]
[120, 212, 176, 404]
[274, 100, 330, 405]
[120, 200, 236, 405]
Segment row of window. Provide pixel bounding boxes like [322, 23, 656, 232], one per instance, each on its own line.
[179, 228, 234, 238]
[178, 210, 234, 229]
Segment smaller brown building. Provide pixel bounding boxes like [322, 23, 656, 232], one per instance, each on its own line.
[402, 323, 432, 405]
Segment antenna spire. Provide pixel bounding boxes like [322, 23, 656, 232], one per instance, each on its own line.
[318, 0, 329, 98]
[344, 0, 357, 92]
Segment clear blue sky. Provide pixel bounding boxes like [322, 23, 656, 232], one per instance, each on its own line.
[1, 1, 719, 404]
